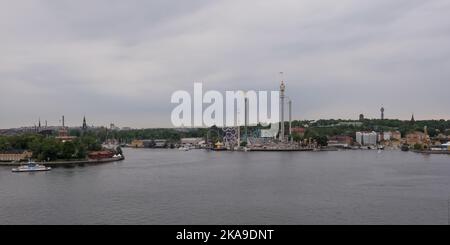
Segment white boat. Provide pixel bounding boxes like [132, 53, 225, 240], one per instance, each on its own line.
[178, 146, 190, 151]
[12, 160, 51, 173]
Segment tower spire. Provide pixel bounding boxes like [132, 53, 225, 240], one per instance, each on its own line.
[82, 116, 87, 130]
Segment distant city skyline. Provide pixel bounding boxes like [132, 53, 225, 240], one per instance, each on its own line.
[2, 112, 448, 130]
[1, 0, 450, 128]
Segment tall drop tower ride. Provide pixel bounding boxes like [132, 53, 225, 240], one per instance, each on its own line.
[279, 80, 286, 141]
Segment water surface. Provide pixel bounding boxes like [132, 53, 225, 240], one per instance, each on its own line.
[0, 149, 449, 224]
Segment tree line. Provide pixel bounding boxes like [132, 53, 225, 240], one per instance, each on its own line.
[0, 134, 102, 161]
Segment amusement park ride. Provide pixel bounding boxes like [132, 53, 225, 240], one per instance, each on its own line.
[206, 79, 301, 151]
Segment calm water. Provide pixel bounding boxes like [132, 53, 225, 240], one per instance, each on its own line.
[0, 148, 449, 225]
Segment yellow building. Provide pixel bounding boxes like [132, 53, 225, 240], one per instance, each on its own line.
[406, 131, 427, 145]
[130, 140, 144, 148]
[0, 151, 33, 162]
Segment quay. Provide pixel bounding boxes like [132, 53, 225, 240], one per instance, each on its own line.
[412, 150, 450, 155]
[246, 148, 314, 152]
[0, 156, 125, 167]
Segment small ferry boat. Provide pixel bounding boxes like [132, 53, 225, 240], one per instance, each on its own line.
[12, 160, 51, 173]
[178, 146, 190, 151]
[211, 142, 227, 151]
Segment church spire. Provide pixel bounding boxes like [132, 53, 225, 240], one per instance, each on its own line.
[82, 116, 87, 130]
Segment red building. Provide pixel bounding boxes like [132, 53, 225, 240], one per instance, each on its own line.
[88, 151, 114, 160]
[328, 136, 354, 145]
[291, 127, 306, 137]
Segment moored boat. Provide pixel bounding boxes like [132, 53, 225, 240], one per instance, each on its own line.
[178, 146, 190, 151]
[401, 144, 410, 152]
[12, 160, 51, 173]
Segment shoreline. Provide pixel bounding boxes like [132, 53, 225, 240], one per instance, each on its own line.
[412, 150, 450, 155]
[246, 148, 314, 152]
[0, 156, 125, 166]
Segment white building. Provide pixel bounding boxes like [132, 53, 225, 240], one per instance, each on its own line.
[356, 131, 378, 146]
[378, 131, 401, 142]
[261, 123, 279, 138]
[180, 138, 204, 146]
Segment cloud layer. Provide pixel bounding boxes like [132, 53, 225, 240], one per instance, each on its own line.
[1, 0, 449, 128]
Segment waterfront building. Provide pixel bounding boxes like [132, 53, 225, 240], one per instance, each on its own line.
[356, 131, 377, 146]
[88, 151, 115, 160]
[378, 131, 401, 142]
[180, 138, 204, 147]
[261, 123, 279, 138]
[405, 131, 427, 145]
[391, 131, 402, 141]
[153, 139, 168, 148]
[381, 132, 389, 141]
[381, 139, 402, 149]
[327, 136, 353, 148]
[359, 114, 364, 121]
[131, 139, 168, 148]
[0, 150, 33, 162]
[130, 140, 145, 148]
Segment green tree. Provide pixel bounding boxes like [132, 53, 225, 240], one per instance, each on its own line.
[40, 138, 61, 161]
[61, 141, 76, 159]
[81, 136, 102, 151]
[76, 145, 87, 159]
[315, 135, 328, 147]
[0, 137, 11, 151]
[413, 143, 423, 150]
[292, 133, 303, 142]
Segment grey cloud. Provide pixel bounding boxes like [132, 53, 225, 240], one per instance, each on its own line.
[1, 0, 449, 128]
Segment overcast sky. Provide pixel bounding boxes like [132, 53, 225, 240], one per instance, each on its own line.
[1, 0, 449, 128]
